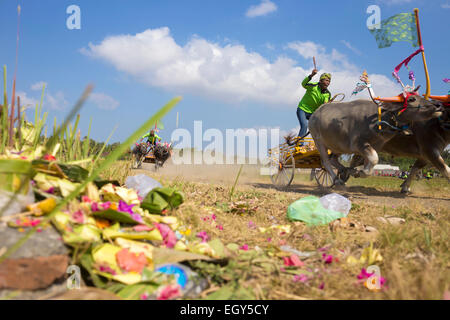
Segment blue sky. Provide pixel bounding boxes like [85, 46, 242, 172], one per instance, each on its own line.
[1, 0, 449, 146]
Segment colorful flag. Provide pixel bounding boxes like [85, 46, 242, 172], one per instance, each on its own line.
[370, 13, 418, 49]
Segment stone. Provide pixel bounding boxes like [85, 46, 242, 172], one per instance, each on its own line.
[364, 226, 378, 233]
[376, 216, 406, 225]
[0, 255, 70, 290]
[0, 223, 71, 293]
[0, 223, 69, 259]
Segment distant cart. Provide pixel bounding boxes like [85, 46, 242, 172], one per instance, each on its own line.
[132, 143, 164, 170]
[266, 136, 338, 188]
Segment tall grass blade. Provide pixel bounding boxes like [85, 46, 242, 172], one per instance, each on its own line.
[229, 164, 244, 201]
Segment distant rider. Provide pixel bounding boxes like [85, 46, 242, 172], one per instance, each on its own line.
[141, 129, 161, 147]
[297, 69, 332, 145]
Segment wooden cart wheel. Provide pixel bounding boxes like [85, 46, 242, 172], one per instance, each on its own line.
[314, 167, 338, 188]
[270, 152, 295, 187]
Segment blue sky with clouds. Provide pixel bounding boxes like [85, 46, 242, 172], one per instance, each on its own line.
[0, 0, 449, 146]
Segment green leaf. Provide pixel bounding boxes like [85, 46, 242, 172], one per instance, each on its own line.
[93, 208, 141, 225]
[57, 163, 89, 182]
[141, 187, 185, 213]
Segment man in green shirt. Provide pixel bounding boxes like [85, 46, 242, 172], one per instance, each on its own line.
[141, 129, 161, 146]
[296, 69, 332, 144]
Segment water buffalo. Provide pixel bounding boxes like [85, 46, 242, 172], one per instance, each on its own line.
[308, 94, 444, 185]
[348, 101, 449, 193]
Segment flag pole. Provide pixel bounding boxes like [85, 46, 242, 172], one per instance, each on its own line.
[414, 8, 430, 99]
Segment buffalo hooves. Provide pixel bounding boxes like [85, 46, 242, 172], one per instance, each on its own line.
[338, 170, 351, 183]
[400, 187, 411, 194]
[357, 170, 368, 178]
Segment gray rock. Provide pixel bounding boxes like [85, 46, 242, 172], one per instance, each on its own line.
[0, 223, 69, 259]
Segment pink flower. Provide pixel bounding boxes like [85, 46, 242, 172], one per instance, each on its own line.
[211, 214, 216, 221]
[140, 293, 149, 300]
[71, 211, 84, 224]
[101, 202, 111, 210]
[280, 267, 286, 272]
[46, 187, 55, 194]
[30, 219, 41, 227]
[322, 253, 334, 264]
[357, 268, 386, 288]
[240, 244, 249, 251]
[318, 246, 330, 252]
[283, 254, 305, 267]
[91, 202, 100, 212]
[81, 196, 91, 203]
[157, 284, 182, 300]
[156, 223, 177, 248]
[37, 228, 43, 233]
[99, 265, 117, 275]
[267, 237, 272, 242]
[196, 231, 209, 243]
[357, 268, 374, 280]
[248, 221, 256, 228]
[130, 213, 144, 223]
[216, 225, 223, 231]
[118, 200, 135, 214]
[134, 225, 152, 232]
[293, 274, 309, 283]
[319, 282, 325, 290]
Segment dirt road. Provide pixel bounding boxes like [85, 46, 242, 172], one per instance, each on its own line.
[134, 160, 450, 211]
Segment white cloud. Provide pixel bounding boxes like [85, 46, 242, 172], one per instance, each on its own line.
[16, 91, 39, 109]
[31, 81, 47, 91]
[18, 82, 69, 110]
[81, 27, 400, 108]
[340, 40, 362, 56]
[246, 0, 277, 18]
[442, 2, 450, 8]
[89, 92, 120, 110]
[45, 91, 69, 110]
[285, 41, 398, 100]
[265, 42, 275, 50]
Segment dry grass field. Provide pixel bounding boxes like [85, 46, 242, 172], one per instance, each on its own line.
[121, 160, 450, 300]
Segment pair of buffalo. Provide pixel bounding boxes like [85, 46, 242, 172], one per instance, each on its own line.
[309, 93, 449, 193]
